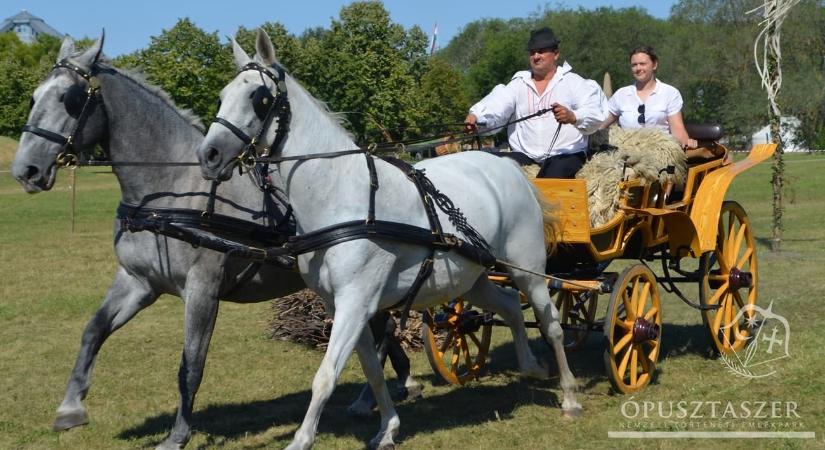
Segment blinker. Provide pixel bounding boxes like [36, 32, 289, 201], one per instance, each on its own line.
[251, 85, 275, 121]
[63, 84, 89, 118]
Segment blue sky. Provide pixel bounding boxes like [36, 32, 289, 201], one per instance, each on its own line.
[4, 1, 677, 56]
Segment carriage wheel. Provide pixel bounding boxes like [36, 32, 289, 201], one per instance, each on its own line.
[421, 299, 492, 385]
[700, 201, 758, 355]
[603, 264, 662, 394]
[552, 290, 598, 351]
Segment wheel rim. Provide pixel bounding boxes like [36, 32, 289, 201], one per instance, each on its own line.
[604, 265, 662, 394]
[700, 201, 758, 355]
[421, 299, 492, 385]
[553, 290, 598, 350]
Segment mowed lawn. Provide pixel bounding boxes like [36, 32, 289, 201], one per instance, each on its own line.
[1, 140, 824, 449]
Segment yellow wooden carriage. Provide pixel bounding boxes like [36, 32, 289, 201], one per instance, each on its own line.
[421, 127, 777, 393]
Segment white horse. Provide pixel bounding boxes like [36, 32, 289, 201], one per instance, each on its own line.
[197, 30, 581, 449]
[11, 33, 419, 449]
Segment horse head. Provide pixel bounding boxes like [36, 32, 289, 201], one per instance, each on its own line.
[198, 29, 285, 181]
[12, 32, 108, 193]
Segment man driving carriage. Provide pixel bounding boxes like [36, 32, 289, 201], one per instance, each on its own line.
[464, 27, 608, 178]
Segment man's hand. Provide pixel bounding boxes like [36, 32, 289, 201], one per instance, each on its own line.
[464, 113, 478, 134]
[551, 103, 577, 125]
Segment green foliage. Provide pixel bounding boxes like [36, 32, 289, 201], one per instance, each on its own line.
[0, 33, 61, 138]
[113, 18, 234, 123]
[441, 1, 825, 149]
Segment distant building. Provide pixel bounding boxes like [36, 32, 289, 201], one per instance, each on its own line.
[0, 10, 63, 43]
[751, 116, 804, 152]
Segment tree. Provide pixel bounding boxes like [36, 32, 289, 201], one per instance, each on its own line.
[294, 1, 434, 143]
[114, 18, 234, 123]
[0, 33, 61, 137]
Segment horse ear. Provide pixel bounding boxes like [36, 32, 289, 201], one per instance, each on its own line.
[75, 31, 105, 68]
[57, 36, 76, 62]
[232, 38, 252, 68]
[255, 28, 276, 66]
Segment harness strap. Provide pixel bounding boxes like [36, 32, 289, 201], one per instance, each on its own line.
[118, 202, 293, 247]
[204, 180, 220, 217]
[213, 117, 253, 145]
[21, 125, 69, 146]
[365, 153, 378, 224]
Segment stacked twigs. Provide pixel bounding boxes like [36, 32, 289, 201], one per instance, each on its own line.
[269, 288, 423, 352]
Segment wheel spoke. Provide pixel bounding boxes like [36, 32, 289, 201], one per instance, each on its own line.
[736, 247, 754, 269]
[622, 291, 634, 321]
[636, 282, 651, 318]
[450, 340, 460, 372]
[732, 290, 745, 308]
[646, 340, 660, 363]
[467, 331, 482, 348]
[461, 338, 473, 368]
[614, 332, 633, 353]
[618, 319, 633, 331]
[644, 305, 659, 321]
[630, 348, 639, 385]
[731, 223, 747, 264]
[440, 331, 455, 353]
[706, 281, 729, 305]
[617, 344, 633, 378]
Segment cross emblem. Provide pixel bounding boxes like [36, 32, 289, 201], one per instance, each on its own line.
[761, 326, 783, 354]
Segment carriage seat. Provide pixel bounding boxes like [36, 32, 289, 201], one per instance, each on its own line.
[685, 123, 724, 142]
[685, 124, 726, 163]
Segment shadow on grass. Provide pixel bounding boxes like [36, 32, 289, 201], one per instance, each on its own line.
[117, 325, 712, 446]
[118, 378, 563, 447]
[482, 321, 713, 392]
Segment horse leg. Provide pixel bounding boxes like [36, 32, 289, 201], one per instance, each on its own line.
[347, 312, 390, 417]
[512, 272, 582, 416]
[287, 294, 398, 450]
[383, 315, 422, 401]
[347, 312, 422, 417]
[157, 269, 222, 450]
[462, 275, 548, 380]
[54, 267, 157, 431]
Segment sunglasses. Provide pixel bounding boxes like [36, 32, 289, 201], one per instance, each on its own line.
[637, 104, 645, 125]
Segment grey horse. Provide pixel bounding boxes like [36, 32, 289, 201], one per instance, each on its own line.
[10, 34, 420, 449]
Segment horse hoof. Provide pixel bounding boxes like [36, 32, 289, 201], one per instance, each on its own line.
[52, 408, 88, 431]
[155, 440, 185, 450]
[562, 406, 583, 418]
[403, 383, 423, 401]
[369, 439, 396, 450]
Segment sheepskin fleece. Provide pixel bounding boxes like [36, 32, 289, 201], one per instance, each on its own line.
[576, 128, 686, 227]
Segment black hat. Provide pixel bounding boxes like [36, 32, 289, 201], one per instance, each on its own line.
[527, 27, 560, 51]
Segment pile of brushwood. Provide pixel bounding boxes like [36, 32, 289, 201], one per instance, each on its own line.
[269, 289, 423, 351]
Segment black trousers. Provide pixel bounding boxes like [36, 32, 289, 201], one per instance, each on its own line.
[497, 151, 587, 179]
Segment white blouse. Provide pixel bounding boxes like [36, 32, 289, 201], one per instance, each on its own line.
[608, 79, 683, 132]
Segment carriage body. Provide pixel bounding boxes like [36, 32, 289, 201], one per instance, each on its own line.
[423, 137, 777, 392]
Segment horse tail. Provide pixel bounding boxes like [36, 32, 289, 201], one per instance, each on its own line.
[526, 179, 560, 255]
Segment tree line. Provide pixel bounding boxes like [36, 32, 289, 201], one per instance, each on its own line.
[1, 0, 823, 148]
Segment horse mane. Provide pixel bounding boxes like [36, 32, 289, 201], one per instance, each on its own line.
[280, 67, 353, 139]
[104, 64, 206, 132]
[64, 52, 206, 133]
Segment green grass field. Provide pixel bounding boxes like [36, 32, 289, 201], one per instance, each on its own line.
[1, 146, 824, 449]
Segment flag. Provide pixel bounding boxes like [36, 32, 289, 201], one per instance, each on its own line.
[430, 22, 438, 55]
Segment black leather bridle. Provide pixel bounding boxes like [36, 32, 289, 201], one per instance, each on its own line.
[21, 60, 102, 168]
[212, 61, 291, 171]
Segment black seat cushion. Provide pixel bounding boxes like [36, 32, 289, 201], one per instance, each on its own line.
[686, 123, 724, 141]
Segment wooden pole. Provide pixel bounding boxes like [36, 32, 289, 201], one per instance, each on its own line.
[70, 167, 77, 233]
[767, 7, 784, 252]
